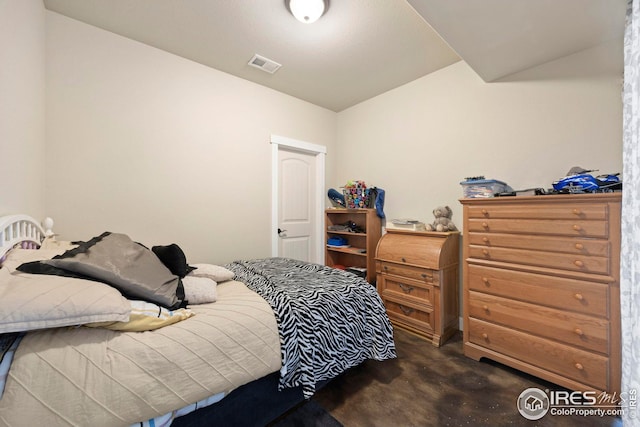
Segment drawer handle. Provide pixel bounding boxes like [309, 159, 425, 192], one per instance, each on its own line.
[401, 257, 406, 263]
[482, 222, 489, 229]
[481, 333, 489, 340]
[574, 293, 584, 301]
[482, 305, 489, 312]
[572, 224, 582, 231]
[575, 243, 584, 250]
[421, 273, 428, 279]
[574, 362, 584, 371]
[399, 305, 414, 316]
[384, 266, 388, 271]
[482, 249, 490, 257]
[572, 209, 582, 216]
[574, 328, 584, 337]
[482, 237, 489, 244]
[398, 283, 414, 294]
[574, 260, 584, 268]
[482, 277, 490, 286]
[481, 209, 489, 217]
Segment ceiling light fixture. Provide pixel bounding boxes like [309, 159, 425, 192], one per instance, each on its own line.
[286, 0, 328, 24]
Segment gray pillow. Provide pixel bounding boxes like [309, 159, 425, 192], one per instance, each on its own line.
[44, 232, 185, 309]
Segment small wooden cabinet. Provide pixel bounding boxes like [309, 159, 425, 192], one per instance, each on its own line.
[375, 230, 460, 346]
[460, 193, 621, 394]
[325, 208, 382, 283]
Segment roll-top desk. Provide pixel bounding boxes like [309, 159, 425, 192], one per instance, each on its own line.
[460, 193, 621, 394]
[375, 230, 459, 346]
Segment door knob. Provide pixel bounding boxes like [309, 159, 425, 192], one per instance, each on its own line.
[278, 228, 287, 236]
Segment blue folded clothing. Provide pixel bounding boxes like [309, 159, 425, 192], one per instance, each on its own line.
[327, 236, 348, 246]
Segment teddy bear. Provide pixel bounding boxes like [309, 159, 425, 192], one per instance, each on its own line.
[425, 206, 458, 232]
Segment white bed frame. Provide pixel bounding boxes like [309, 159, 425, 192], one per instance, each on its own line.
[0, 215, 53, 259]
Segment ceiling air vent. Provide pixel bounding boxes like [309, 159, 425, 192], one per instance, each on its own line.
[248, 54, 282, 74]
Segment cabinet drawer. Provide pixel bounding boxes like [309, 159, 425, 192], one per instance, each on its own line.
[377, 261, 434, 284]
[467, 218, 608, 238]
[467, 203, 608, 220]
[378, 275, 433, 306]
[384, 296, 434, 333]
[468, 291, 609, 354]
[468, 232, 609, 257]
[468, 245, 610, 275]
[468, 318, 608, 390]
[467, 264, 608, 317]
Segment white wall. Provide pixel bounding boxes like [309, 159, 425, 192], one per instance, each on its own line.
[32, 7, 625, 267]
[45, 11, 337, 264]
[334, 39, 623, 230]
[0, 0, 46, 218]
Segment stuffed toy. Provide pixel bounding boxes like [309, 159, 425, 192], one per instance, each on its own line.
[425, 206, 458, 232]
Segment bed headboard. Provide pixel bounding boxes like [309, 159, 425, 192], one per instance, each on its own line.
[0, 215, 53, 259]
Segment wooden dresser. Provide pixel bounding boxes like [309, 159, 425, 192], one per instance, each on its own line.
[375, 230, 459, 346]
[460, 193, 621, 394]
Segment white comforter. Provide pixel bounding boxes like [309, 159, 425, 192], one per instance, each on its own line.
[0, 281, 281, 427]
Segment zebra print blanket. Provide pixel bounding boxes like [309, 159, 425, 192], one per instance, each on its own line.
[226, 258, 396, 398]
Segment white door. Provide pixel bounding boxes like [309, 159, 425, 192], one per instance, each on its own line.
[278, 148, 315, 262]
[271, 135, 326, 264]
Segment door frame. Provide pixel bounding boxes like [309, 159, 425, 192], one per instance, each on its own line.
[271, 134, 326, 263]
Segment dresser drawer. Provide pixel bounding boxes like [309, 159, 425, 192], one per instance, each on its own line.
[468, 232, 609, 257]
[468, 291, 609, 354]
[378, 275, 433, 306]
[468, 318, 608, 390]
[467, 218, 608, 238]
[468, 245, 610, 275]
[384, 296, 434, 333]
[377, 261, 434, 284]
[466, 203, 608, 220]
[467, 264, 608, 317]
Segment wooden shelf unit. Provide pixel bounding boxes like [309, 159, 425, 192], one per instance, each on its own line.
[325, 208, 382, 283]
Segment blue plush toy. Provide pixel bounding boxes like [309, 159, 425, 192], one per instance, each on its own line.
[327, 188, 345, 207]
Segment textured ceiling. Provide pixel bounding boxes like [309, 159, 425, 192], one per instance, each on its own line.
[43, 0, 626, 112]
[408, 0, 626, 82]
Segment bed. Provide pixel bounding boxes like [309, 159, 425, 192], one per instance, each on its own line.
[0, 215, 396, 426]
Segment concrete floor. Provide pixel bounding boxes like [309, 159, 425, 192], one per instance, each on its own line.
[312, 328, 619, 427]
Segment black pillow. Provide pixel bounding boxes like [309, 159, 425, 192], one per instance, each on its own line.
[152, 243, 194, 278]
